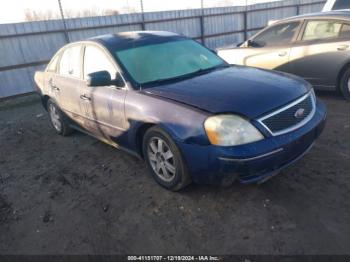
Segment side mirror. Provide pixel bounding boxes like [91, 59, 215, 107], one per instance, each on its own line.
[112, 72, 125, 88]
[87, 71, 111, 87]
[247, 39, 262, 48]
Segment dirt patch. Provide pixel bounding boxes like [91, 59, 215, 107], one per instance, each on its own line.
[0, 92, 350, 255]
[0, 195, 12, 224]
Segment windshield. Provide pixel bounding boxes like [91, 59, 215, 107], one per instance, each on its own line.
[115, 39, 226, 86]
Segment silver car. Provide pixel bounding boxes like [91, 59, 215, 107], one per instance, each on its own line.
[218, 11, 350, 100]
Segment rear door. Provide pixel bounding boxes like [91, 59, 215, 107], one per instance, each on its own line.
[80, 43, 127, 142]
[289, 19, 350, 89]
[44, 54, 60, 101]
[238, 21, 301, 72]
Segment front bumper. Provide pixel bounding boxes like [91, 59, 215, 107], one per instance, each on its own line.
[177, 99, 327, 185]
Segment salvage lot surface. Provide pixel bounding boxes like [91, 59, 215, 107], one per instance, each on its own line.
[0, 92, 350, 255]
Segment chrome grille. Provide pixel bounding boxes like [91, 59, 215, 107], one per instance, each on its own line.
[258, 91, 315, 136]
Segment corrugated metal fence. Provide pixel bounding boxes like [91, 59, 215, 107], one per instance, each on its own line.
[0, 0, 325, 98]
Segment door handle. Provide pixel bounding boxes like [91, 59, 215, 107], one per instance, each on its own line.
[278, 51, 288, 57]
[49, 79, 60, 91]
[337, 45, 349, 51]
[80, 94, 91, 101]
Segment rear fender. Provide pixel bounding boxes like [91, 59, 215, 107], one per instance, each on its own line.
[34, 71, 45, 94]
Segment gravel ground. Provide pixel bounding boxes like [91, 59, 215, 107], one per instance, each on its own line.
[0, 92, 349, 255]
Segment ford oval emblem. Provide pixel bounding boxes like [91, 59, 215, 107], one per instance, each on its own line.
[294, 108, 305, 119]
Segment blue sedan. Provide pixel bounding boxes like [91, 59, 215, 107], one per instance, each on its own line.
[34, 31, 326, 191]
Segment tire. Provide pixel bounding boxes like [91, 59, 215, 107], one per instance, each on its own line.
[339, 68, 350, 101]
[47, 99, 73, 136]
[142, 126, 191, 191]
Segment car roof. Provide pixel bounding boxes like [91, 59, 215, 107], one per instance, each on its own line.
[87, 31, 185, 51]
[278, 10, 350, 23]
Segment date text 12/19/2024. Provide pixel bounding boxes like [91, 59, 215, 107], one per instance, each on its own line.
[127, 256, 220, 261]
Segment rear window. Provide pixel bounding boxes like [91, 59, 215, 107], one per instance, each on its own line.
[332, 0, 350, 10]
[59, 46, 82, 78]
[302, 20, 342, 41]
[47, 55, 59, 73]
[340, 24, 350, 38]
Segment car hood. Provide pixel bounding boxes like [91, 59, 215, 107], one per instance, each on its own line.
[143, 66, 311, 119]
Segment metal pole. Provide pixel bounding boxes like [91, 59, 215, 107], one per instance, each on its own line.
[140, 0, 145, 30]
[57, 0, 70, 43]
[244, 0, 248, 40]
[200, 0, 205, 44]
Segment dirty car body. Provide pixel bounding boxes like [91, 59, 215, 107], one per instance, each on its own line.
[34, 31, 326, 190]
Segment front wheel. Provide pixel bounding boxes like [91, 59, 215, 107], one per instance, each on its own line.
[339, 68, 350, 101]
[142, 126, 191, 191]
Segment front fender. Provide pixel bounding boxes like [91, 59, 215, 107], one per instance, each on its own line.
[217, 48, 243, 65]
[124, 90, 211, 153]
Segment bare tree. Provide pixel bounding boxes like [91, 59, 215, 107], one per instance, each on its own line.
[24, 9, 60, 21]
[203, 0, 247, 8]
[119, 6, 139, 14]
[24, 8, 120, 22]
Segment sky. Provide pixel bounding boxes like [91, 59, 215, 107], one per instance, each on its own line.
[0, 0, 279, 24]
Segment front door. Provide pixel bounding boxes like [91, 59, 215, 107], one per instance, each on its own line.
[241, 21, 302, 72]
[80, 44, 127, 143]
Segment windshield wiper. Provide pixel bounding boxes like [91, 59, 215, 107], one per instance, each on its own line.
[143, 64, 231, 86]
[192, 64, 231, 75]
[144, 73, 194, 86]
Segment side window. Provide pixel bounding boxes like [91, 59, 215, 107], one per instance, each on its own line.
[59, 46, 82, 78]
[83, 45, 117, 80]
[340, 23, 350, 38]
[302, 20, 342, 41]
[332, 0, 350, 10]
[47, 55, 59, 73]
[253, 22, 300, 47]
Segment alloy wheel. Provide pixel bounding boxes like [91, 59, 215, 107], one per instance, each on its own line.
[49, 103, 62, 132]
[147, 137, 176, 182]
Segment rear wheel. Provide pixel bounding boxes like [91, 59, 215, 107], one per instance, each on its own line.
[339, 68, 350, 101]
[142, 126, 191, 191]
[47, 99, 73, 136]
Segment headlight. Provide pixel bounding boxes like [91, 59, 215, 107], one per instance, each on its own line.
[204, 115, 264, 146]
